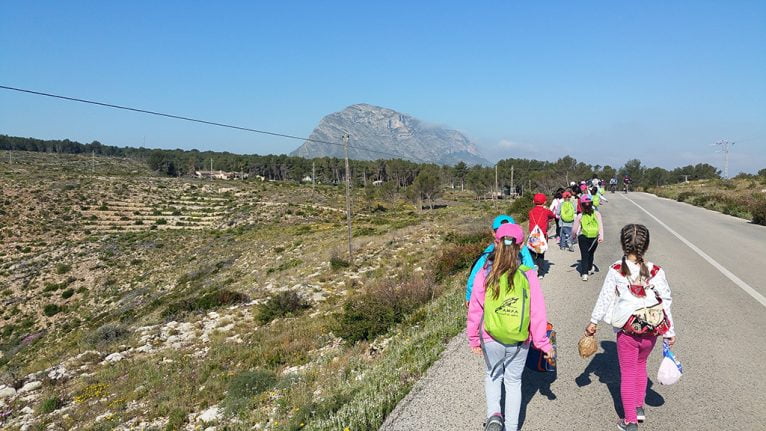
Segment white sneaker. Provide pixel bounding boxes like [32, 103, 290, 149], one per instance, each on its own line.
[581, 274, 588, 281]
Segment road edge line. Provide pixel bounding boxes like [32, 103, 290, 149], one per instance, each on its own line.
[622, 193, 766, 308]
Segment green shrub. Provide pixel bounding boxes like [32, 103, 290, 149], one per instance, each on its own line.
[61, 289, 75, 299]
[676, 191, 695, 202]
[751, 198, 766, 226]
[39, 396, 64, 413]
[155, 218, 167, 225]
[335, 276, 437, 343]
[86, 323, 129, 347]
[223, 369, 278, 415]
[161, 289, 249, 319]
[55, 263, 72, 275]
[433, 242, 485, 282]
[330, 255, 350, 271]
[257, 291, 311, 324]
[444, 229, 490, 246]
[508, 193, 534, 222]
[43, 304, 62, 317]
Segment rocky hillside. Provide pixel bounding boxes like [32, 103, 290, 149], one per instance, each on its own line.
[291, 104, 489, 166]
[0, 150, 494, 430]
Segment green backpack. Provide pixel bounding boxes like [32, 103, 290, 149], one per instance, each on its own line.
[581, 213, 599, 238]
[560, 200, 575, 222]
[483, 266, 532, 344]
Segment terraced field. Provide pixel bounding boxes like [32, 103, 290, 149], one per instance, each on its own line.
[1, 150, 497, 430]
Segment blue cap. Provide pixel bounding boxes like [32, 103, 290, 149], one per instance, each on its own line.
[492, 214, 516, 231]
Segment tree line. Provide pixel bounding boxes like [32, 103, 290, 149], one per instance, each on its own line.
[1, 134, 725, 204]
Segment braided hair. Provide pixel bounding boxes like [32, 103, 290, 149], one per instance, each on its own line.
[620, 224, 651, 280]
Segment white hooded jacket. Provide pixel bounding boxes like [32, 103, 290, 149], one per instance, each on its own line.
[590, 259, 675, 337]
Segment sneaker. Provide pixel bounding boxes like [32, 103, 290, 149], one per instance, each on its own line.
[538, 274, 544, 279]
[484, 414, 503, 431]
[581, 274, 588, 281]
[589, 269, 595, 275]
[569, 247, 575, 252]
[636, 407, 645, 423]
[617, 420, 638, 431]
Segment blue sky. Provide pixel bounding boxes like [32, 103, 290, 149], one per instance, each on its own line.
[1, 1, 764, 173]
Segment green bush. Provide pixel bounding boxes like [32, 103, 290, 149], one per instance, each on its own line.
[257, 290, 311, 324]
[161, 289, 249, 319]
[334, 276, 438, 343]
[444, 229, 490, 246]
[55, 263, 72, 275]
[39, 396, 64, 413]
[676, 191, 694, 202]
[86, 323, 129, 347]
[223, 369, 278, 415]
[43, 304, 62, 317]
[751, 199, 766, 226]
[433, 242, 485, 282]
[508, 193, 534, 222]
[330, 255, 350, 271]
[61, 288, 75, 299]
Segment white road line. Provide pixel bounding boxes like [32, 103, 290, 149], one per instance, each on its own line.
[622, 193, 766, 308]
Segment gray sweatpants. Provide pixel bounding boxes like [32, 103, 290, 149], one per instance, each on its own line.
[482, 340, 529, 431]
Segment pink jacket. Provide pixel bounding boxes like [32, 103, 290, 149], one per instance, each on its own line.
[467, 265, 553, 353]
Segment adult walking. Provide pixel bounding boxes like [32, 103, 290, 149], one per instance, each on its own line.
[570, 194, 604, 281]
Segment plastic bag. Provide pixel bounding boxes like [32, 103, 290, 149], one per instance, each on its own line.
[657, 340, 683, 385]
[526, 224, 548, 254]
[578, 334, 598, 358]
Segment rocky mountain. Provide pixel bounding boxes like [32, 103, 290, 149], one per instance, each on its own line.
[291, 104, 489, 165]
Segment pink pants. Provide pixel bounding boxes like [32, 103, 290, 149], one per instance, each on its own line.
[616, 331, 658, 423]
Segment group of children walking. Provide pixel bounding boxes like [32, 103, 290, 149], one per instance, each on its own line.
[466, 186, 676, 431]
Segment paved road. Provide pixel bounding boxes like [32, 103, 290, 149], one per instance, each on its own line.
[381, 192, 766, 430]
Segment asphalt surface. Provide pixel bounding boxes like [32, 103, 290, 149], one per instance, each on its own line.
[380, 192, 766, 431]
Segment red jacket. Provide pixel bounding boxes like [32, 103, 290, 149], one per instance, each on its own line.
[528, 206, 556, 237]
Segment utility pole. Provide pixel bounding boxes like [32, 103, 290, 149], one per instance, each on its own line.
[312, 161, 316, 193]
[713, 140, 735, 179]
[343, 134, 353, 261]
[495, 163, 499, 200]
[511, 165, 514, 197]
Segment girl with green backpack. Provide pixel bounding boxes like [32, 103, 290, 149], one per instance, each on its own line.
[570, 194, 604, 281]
[467, 223, 554, 431]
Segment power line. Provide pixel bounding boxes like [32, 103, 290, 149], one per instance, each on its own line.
[0, 84, 425, 162]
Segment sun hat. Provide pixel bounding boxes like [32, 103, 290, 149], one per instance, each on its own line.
[494, 223, 524, 245]
[580, 194, 592, 203]
[491, 214, 516, 230]
[533, 193, 546, 205]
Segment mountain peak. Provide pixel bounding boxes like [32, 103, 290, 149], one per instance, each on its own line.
[290, 105, 488, 165]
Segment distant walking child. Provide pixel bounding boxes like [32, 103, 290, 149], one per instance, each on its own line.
[557, 191, 576, 252]
[528, 193, 556, 278]
[468, 223, 554, 431]
[570, 195, 603, 281]
[584, 224, 676, 430]
[549, 189, 565, 244]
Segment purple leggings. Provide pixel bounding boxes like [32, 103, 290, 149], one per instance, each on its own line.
[616, 332, 658, 423]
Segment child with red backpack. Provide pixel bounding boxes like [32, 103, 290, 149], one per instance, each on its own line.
[468, 223, 554, 431]
[528, 193, 556, 278]
[584, 224, 676, 430]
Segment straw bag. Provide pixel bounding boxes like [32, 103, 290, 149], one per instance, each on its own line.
[578, 334, 598, 358]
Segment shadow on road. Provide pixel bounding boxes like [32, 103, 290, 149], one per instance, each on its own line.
[574, 341, 665, 419]
[518, 368, 557, 429]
